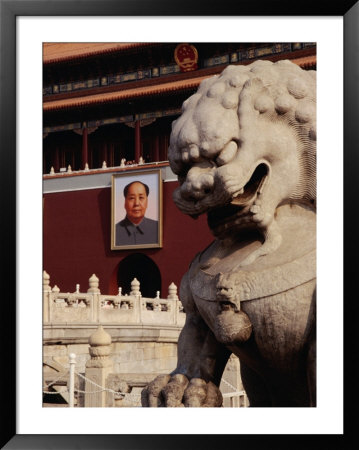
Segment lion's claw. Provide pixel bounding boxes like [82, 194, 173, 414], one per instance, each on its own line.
[162, 374, 189, 407]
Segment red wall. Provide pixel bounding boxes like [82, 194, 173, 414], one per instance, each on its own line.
[43, 181, 214, 296]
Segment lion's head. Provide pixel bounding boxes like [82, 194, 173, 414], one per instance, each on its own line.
[168, 60, 316, 259]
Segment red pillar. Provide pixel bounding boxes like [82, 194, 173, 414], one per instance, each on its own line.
[54, 147, 60, 172]
[82, 126, 88, 169]
[100, 142, 108, 166]
[154, 135, 160, 162]
[109, 143, 115, 166]
[135, 120, 141, 163]
[60, 148, 65, 168]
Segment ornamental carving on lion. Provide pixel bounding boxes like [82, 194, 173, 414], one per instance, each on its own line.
[142, 59, 316, 407]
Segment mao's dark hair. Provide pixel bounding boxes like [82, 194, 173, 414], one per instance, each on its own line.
[123, 181, 149, 198]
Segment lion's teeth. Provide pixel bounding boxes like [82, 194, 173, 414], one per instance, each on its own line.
[233, 188, 244, 198]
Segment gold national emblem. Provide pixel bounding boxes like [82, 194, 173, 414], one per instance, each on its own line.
[174, 44, 198, 72]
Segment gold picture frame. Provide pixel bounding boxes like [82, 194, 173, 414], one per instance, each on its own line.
[111, 169, 163, 250]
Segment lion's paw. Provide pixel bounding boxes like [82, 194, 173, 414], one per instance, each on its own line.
[141, 374, 222, 407]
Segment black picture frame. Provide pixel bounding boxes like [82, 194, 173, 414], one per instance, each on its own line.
[1, 1, 357, 448]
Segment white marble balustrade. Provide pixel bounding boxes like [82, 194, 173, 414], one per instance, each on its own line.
[43, 271, 185, 327]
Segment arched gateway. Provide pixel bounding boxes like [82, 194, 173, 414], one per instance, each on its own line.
[117, 253, 161, 298]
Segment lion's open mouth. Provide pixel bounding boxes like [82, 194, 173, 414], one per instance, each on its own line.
[207, 163, 268, 230]
[231, 163, 268, 206]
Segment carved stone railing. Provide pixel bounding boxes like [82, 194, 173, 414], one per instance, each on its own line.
[43, 271, 185, 328]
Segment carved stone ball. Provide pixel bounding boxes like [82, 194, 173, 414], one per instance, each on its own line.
[214, 310, 253, 345]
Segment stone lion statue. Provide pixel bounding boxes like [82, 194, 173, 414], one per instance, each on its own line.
[142, 59, 316, 407]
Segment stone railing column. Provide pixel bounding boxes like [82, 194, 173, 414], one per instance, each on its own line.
[88, 274, 100, 323]
[130, 277, 141, 297]
[43, 271, 51, 323]
[50, 284, 60, 322]
[85, 325, 113, 407]
[167, 282, 178, 300]
[167, 282, 179, 324]
[130, 278, 142, 322]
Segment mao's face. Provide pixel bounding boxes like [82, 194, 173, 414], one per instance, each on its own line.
[124, 182, 148, 224]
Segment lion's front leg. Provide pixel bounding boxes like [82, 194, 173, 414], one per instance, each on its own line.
[142, 273, 231, 407]
[141, 314, 229, 407]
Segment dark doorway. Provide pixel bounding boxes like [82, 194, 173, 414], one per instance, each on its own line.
[117, 253, 161, 298]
